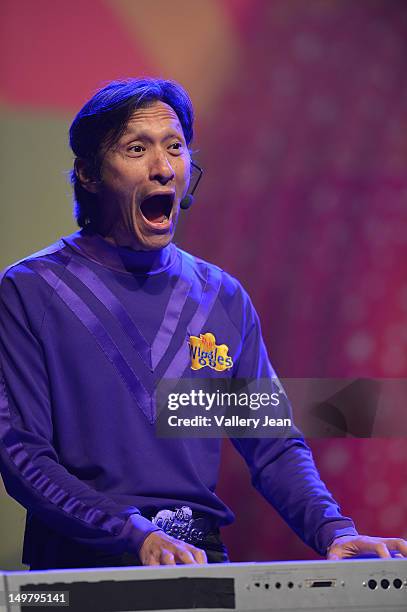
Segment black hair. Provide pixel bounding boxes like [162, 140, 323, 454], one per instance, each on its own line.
[69, 78, 194, 228]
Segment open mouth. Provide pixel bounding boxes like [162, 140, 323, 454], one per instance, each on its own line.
[140, 193, 174, 224]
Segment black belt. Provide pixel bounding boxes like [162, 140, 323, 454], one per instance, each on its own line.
[149, 506, 219, 546]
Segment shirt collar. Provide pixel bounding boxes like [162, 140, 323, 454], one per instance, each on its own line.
[61, 228, 178, 275]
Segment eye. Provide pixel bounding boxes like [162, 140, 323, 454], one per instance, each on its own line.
[169, 142, 183, 155]
[128, 144, 145, 155]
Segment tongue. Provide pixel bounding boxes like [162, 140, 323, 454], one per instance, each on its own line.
[147, 211, 166, 223]
[141, 196, 168, 223]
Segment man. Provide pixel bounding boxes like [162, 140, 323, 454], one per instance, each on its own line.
[0, 78, 406, 570]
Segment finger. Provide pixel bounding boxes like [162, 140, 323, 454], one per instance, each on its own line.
[326, 550, 341, 560]
[189, 546, 207, 564]
[372, 542, 391, 559]
[176, 549, 197, 564]
[160, 549, 176, 565]
[144, 557, 160, 566]
[383, 538, 407, 557]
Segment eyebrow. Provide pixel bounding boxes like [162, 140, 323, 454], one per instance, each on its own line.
[122, 130, 184, 143]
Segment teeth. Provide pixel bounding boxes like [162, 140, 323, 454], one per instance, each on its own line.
[161, 215, 169, 223]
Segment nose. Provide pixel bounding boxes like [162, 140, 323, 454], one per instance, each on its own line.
[149, 150, 175, 185]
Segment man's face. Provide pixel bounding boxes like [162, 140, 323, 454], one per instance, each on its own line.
[94, 100, 191, 250]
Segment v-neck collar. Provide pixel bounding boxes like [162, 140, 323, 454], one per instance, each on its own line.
[60, 228, 193, 376]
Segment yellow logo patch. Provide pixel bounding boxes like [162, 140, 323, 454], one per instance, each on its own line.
[188, 332, 233, 371]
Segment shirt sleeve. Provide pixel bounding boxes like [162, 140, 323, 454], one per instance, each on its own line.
[0, 267, 160, 557]
[230, 288, 358, 556]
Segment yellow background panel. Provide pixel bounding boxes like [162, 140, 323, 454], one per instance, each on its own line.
[0, 108, 77, 570]
[0, 107, 77, 270]
[107, 0, 241, 119]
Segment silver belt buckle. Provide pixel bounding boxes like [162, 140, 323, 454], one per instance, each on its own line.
[151, 506, 205, 544]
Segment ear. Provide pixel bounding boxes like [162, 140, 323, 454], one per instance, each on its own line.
[74, 158, 100, 194]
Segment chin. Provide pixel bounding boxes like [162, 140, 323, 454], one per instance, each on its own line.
[138, 232, 174, 251]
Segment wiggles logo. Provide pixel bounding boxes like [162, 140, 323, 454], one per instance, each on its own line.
[188, 332, 233, 371]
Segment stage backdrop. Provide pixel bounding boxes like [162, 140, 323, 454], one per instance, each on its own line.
[1, 0, 406, 569]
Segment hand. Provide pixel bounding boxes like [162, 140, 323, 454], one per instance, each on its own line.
[139, 530, 208, 566]
[327, 535, 407, 560]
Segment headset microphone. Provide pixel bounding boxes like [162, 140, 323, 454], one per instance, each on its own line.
[180, 194, 194, 210]
[180, 161, 203, 211]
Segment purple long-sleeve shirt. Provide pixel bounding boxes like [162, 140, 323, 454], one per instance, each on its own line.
[0, 229, 357, 566]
